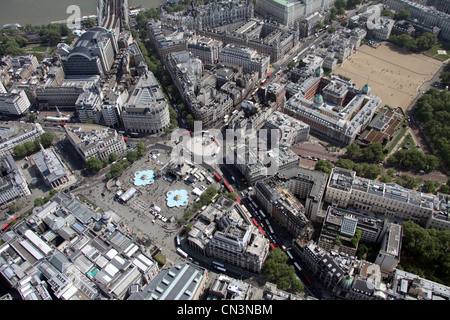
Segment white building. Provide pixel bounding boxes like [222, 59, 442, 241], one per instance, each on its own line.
[385, 0, 450, 40]
[265, 110, 310, 146]
[0, 89, 31, 115]
[282, 75, 381, 145]
[75, 90, 103, 124]
[61, 27, 118, 77]
[121, 71, 170, 134]
[187, 36, 223, 65]
[375, 223, 402, 273]
[32, 146, 69, 189]
[65, 123, 127, 163]
[219, 44, 270, 78]
[256, 0, 335, 26]
[0, 122, 44, 159]
[101, 90, 128, 128]
[324, 167, 442, 228]
[0, 155, 31, 205]
[187, 197, 270, 273]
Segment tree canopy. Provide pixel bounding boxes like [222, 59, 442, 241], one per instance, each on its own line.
[387, 148, 439, 172]
[412, 88, 450, 169]
[400, 221, 450, 286]
[389, 32, 437, 52]
[86, 157, 103, 174]
[315, 159, 333, 175]
[262, 248, 304, 294]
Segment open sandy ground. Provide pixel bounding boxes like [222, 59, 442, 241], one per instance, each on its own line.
[332, 42, 443, 110]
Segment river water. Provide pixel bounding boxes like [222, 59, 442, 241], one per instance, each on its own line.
[0, 0, 165, 26]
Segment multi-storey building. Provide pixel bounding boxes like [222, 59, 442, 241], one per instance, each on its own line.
[385, 0, 450, 40]
[65, 123, 127, 163]
[121, 71, 170, 134]
[256, 0, 335, 26]
[265, 110, 310, 147]
[32, 146, 69, 189]
[187, 197, 270, 273]
[0, 155, 31, 206]
[324, 167, 448, 229]
[146, 20, 188, 57]
[277, 166, 329, 222]
[0, 192, 160, 300]
[375, 223, 402, 273]
[60, 27, 118, 77]
[0, 89, 31, 115]
[282, 74, 381, 145]
[219, 44, 270, 78]
[101, 90, 128, 128]
[75, 90, 103, 124]
[187, 36, 223, 65]
[317, 206, 388, 257]
[255, 177, 309, 236]
[184, 0, 254, 29]
[164, 51, 234, 128]
[128, 263, 208, 300]
[0, 122, 44, 159]
[36, 77, 100, 110]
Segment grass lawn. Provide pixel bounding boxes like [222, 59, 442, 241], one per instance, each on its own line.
[425, 43, 450, 61]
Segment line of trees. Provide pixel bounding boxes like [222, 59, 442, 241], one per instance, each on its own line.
[13, 132, 54, 157]
[262, 248, 304, 294]
[412, 88, 450, 170]
[439, 61, 450, 87]
[387, 147, 439, 172]
[389, 32, 437, 52]
[86, 142, 148, 177]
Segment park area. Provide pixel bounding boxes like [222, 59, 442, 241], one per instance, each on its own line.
[332, 42, 443, 110]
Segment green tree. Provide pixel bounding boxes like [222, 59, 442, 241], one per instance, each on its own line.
[28, 113, 37, 122]
[126, 150, 138, 163]
[262, 248, 304, 294]
[362, 142, 385, 163]
[84, 17, 96, 29]
[109, 152, 118, 163]
[394, 9, 411, 20]
[86, 157, 103, 173]
[381, 9, 394, 18]
[8, 204, 17, 214]
[225, 192, 236, 201]
[40, 132, 54, 148]
[346, 143, 361, 159]
[288, 60, 296, 70]
[439, 184, 449, 194]
[335, 158, 355, 170]
[422, 180, 441, 194]
[13, 144, 27, 157]
[110, 162, 124, 177]
[400, 221, 450, 285]
[136, 142, 147, 157]
[185, 114, 194, 130]
[14, 35, 28, 48]
[315, 160, 333, 174]
[43, 30, 61, 45]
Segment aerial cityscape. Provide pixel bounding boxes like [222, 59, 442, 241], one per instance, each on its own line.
[0, 0, 450, 306]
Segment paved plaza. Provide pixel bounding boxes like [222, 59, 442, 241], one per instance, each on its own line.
[73, 143, 222, 267]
